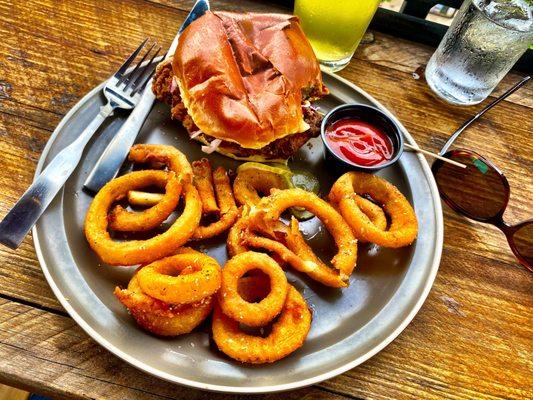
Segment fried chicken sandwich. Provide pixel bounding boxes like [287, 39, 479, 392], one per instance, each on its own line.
[152, 11, 328, 161]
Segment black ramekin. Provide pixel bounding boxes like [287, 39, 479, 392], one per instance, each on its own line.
[320, 104, 404, 173]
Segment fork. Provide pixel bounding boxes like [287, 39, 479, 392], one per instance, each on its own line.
[0, 39, 161, 249]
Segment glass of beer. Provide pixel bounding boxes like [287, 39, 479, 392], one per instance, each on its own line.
[294, 0, 381, 72]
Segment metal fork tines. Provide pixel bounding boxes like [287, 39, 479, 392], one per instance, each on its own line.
[105, 38, 161, 110]
[0, 38, 161, 250]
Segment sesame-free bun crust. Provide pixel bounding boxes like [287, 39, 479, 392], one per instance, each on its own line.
[173, 11, 323, 150]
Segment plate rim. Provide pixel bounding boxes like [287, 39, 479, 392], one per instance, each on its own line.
[32, 71, 443, 393]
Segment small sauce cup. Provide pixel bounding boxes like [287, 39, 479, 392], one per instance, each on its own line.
[320, 104, 404, 172]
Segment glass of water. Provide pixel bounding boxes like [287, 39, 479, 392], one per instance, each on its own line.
[425, 0, 532, 106]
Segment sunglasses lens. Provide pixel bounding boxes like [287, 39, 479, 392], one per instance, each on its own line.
[512, 223, 532, 270]
[434, 153, 507, 220]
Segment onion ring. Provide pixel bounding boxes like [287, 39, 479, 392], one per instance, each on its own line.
[227, 208, 253, 257]
[218, 252, 288, 327]
[136, 248, 221, 304]
[191, 164, 239, 240]
[250, 188, 358, 283]
[212, 284, 311, 364]
[84, 171, 201, 266]
[329, 172, 418, 247]
[353, 195, 388, 232]
[243, 233, 348, 287]
[233, 164, 317, 221]
[108, 144, 192, 232]
[226, 206, 286, 258]
[330, 194, 388, 243]
[233, 168, 288, 207]
[267, 217, 351, 287]
[114, 272, 212, 336]
[192, 158, 219, 216]
[128, 143, 193, 182]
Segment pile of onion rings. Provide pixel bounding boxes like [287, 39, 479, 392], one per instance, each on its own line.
[83, 142, 419, 363]
[329, 172, 418, 247]
[114, 248, 220, 336]
[212, 252, 311, 363]
[84, 145, 243, 265]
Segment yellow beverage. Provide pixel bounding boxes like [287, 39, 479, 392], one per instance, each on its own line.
[294, 0, 380, 71]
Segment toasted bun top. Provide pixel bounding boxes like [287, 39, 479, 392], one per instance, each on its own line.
[173, 11, 324, 149]
[215, 12, 324, 96]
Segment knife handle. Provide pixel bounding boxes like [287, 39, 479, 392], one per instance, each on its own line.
[83, 86, 156, 193]
[0, 103, 115, 249]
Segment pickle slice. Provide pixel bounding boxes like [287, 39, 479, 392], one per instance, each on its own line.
[237, 163, 320, 221]
[290, 170, 320, 220]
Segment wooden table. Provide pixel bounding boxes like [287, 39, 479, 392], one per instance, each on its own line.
[1, 1, 531, 399]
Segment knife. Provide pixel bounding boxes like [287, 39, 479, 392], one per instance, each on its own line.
[83, 0, 210, 193]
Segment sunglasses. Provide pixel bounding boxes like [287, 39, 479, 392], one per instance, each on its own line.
[430, 76, 531, 272]
[432, 150, 532, 271]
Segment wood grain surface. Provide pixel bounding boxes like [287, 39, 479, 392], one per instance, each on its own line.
[0, 0, 531, 399]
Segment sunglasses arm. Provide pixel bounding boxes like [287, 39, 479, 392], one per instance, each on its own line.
[493, 218, 533, 273]
[439, 75, 531, 156]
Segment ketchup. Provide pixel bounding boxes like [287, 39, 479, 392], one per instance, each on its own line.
[325, 118, 394, 166]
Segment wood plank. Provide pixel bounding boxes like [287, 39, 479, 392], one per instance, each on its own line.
[0, 298, 350, 400]
[0, 110, 63, 311]
[0, 0, 181, 128]
[320, 246, 533, 399]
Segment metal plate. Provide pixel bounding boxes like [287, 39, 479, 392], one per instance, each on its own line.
[33, 72, 443, 393]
